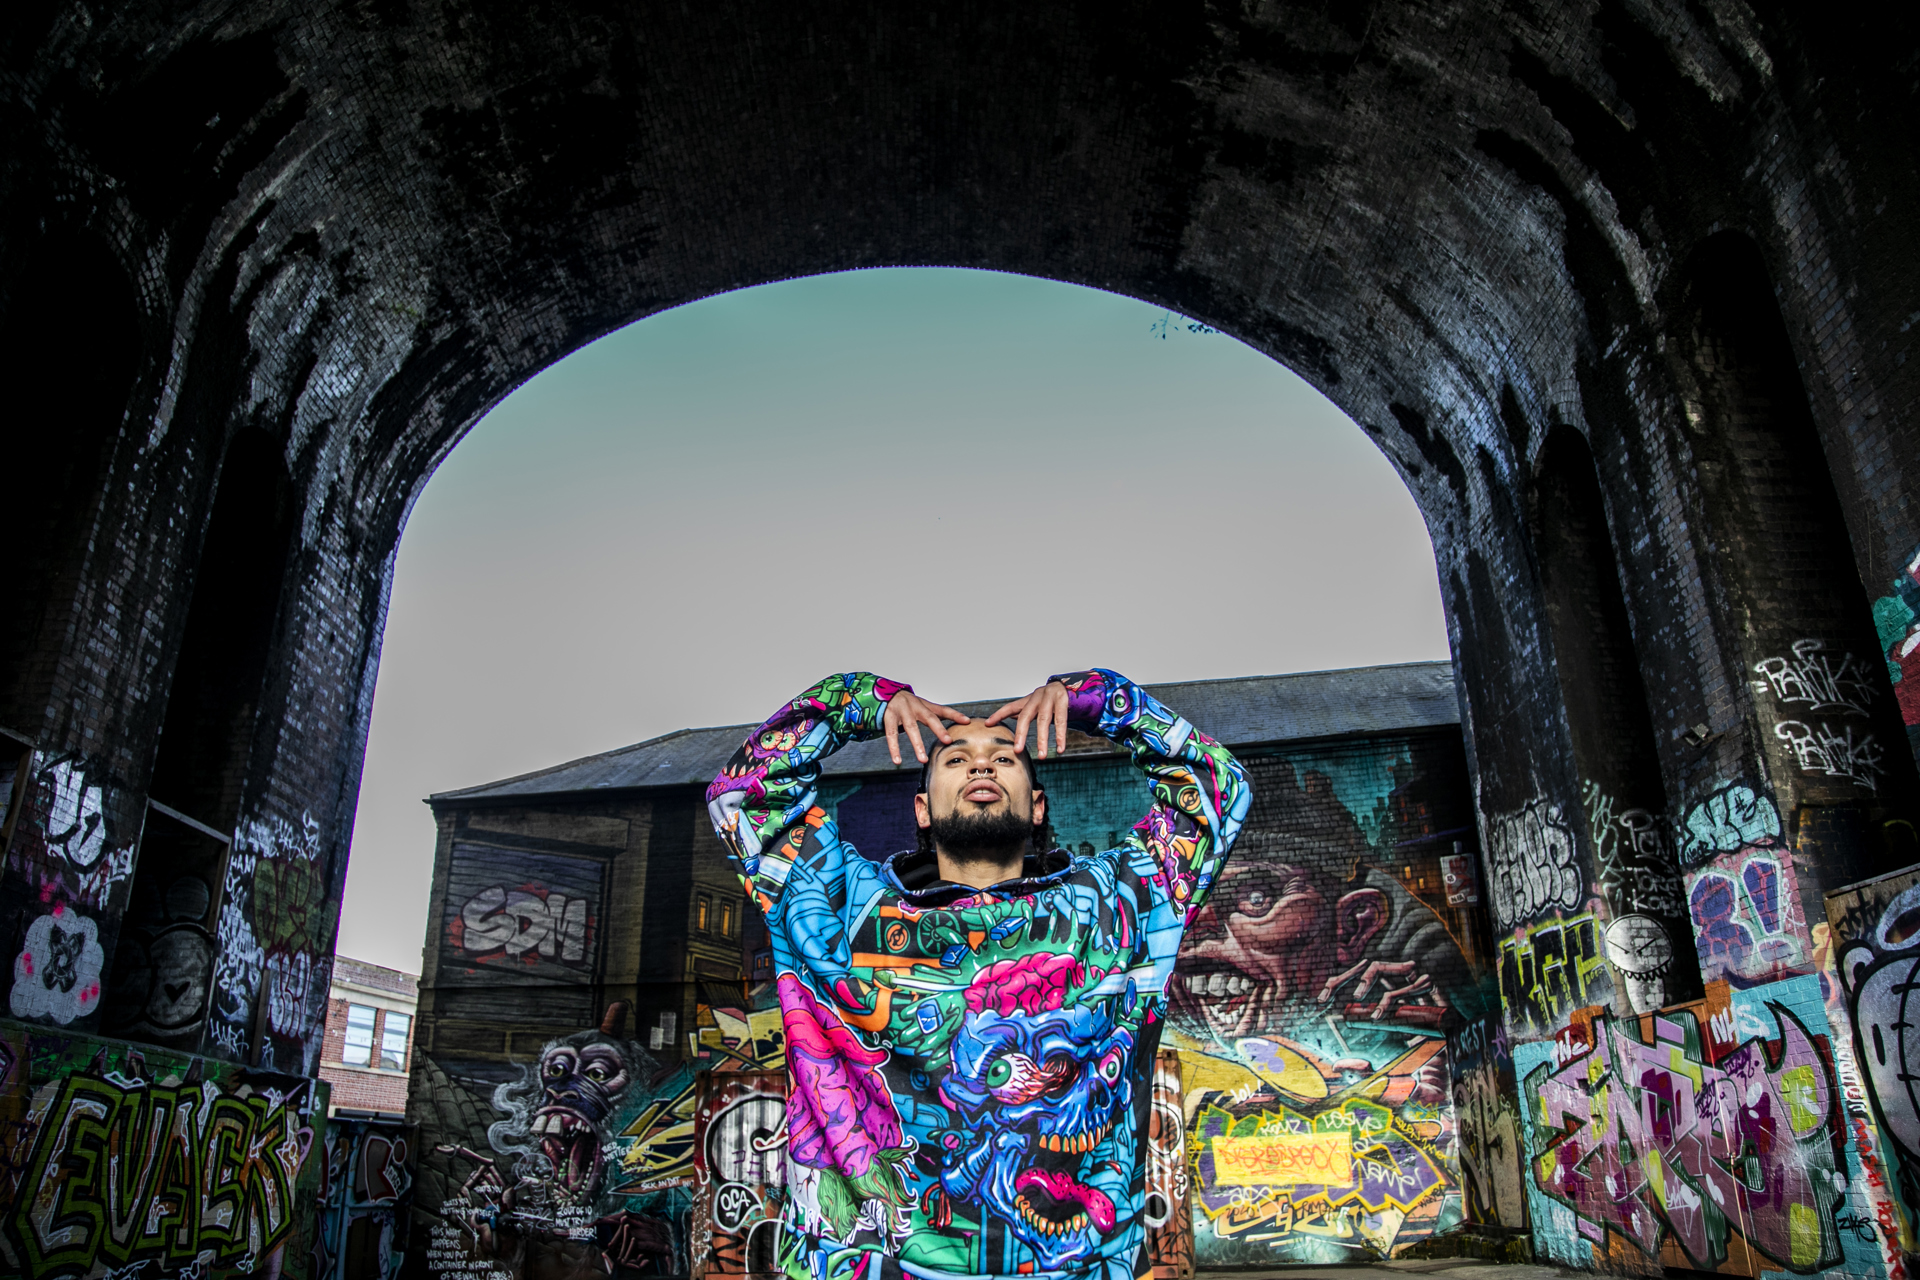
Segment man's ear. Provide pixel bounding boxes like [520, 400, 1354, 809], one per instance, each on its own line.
[914, 792, 931, 831]
[1032, 790, 1047, 826]
[1334, 888, 1388, 966]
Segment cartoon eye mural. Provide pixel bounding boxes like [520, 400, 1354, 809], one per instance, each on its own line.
[1097, 1047, 1125, 1085]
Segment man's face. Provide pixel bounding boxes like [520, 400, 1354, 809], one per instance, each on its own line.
[914, 728, 1045, 833]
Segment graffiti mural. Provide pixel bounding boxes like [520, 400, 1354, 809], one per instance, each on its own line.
[0, 1020, 329, 1278]
[1522, 995, 1847, 1272]
[1447, 1016, 1526, 1230]
[1142, 1051, 1193, 1279]
[441, 843, 603, 982]
[1677, 783, 1813, 988]
[1828, 867, 1920, 1239]
[10, 903, 105, 1024]
[1515, 977, 1906, 1279]
[1, 752, 138, 1033]
[1497, 910, 1608, 1036]
[1156, 743, 1491, 1262]
[314, 1116, 414, 1280]
[418, 1002, 698, 1279]
[690, 1070, 788, 1278]
[1484, 800, 1582, 931]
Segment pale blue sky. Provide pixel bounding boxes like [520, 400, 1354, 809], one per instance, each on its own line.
[337, 268, 1449, 972]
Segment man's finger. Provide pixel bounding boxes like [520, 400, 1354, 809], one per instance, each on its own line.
[983, 698, 1022, 727]
[1055, 689, 1069, 755]
[885, 715, 903, 765]
[926, 700, 972, 725]
[1013, 703, 1034, 755]
[907, 720, 929, 764]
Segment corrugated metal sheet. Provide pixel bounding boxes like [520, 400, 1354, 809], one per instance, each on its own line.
[432, 660, 1459, 803]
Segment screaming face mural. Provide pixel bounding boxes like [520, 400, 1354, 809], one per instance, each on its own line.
[492, 1024, 637, 1200]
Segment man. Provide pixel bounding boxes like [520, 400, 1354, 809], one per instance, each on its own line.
[707, 670, 1250, 1280]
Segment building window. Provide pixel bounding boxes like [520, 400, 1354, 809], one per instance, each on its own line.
[343, 1004, 375, 1066]
[380, 1011, 412, 1071]
[720, 899, 736, 940]
[695, 893, 712, 934]
[751, 948, 773, 981]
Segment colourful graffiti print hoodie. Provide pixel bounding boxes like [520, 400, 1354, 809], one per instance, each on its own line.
[707, 670, 1250, 1280]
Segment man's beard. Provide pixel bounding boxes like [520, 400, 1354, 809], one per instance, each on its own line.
[929, 806, 1035, 865]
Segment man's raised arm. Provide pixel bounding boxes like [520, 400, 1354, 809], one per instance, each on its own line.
[992, 669, 1251, 919]
[706, 673, 965, 917]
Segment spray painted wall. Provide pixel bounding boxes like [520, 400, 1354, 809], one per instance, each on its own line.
[0, 1019, 331, 1278]
[1039, 734, 1495, 1264]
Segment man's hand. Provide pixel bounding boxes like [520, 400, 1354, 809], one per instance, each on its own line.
[883, 690, 971, 765]
[986, 681, 1071, 759]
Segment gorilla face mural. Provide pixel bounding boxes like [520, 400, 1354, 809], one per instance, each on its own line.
[490, 1007, 646, 1201]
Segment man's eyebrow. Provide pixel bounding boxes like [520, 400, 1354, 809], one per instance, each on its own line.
[936, 731, 1019, 754]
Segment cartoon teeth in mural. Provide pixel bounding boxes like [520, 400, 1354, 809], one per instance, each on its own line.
[1172, 854, 1457, 1048]
[490, 1002, 643, 1202]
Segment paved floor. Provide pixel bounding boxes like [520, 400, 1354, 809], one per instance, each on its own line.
[1196, 1262, 1567, 1280]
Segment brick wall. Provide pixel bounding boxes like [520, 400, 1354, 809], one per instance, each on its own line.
[319, 962, 418, 1117]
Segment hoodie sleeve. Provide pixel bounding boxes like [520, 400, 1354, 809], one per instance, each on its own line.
[1050, 668, 1252, 921]
[705, 672, 909, 917]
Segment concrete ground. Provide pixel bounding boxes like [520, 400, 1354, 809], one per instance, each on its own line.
[1196, 1261, 1569, 1280]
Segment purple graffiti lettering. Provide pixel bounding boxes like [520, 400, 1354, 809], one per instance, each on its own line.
[1688, 875, 1753, 973]
[1526, 1006, 1844, 1272]
[1741, 859, 1783, 933]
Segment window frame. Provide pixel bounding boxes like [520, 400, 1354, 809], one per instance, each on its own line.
[378, 1010, 412, 1071]
[342, 1003, 376, 1067]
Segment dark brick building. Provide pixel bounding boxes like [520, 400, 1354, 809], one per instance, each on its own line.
[5, 5, 1920, 1276]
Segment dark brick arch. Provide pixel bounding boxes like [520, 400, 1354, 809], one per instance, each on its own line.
[3, 0, 1918, 1070]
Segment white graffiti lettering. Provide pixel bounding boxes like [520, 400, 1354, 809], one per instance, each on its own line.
[1775, 720, 1885, 790]
[1754, 639, 1875, 716]
[41, 756, 110, 869]
[1484, 800, 1583, 928]
[459, 885, 589, 964]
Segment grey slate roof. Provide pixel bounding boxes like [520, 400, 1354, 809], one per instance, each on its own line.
[431, 661, 1460, 805]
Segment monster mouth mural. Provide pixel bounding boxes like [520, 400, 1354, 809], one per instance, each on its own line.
[1030, 1118, 1115, 1154]
[532, 1104, 602, 1195]
[1013, 1167, 1118, 1236]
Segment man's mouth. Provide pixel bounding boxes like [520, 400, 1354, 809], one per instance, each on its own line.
[533, 1106, 600, 1195]
[1014, 1168, 1117, 1235]
[963, 783, 1003, 803]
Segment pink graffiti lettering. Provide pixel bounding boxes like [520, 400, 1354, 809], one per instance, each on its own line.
[1527, 1006, 1845, 1272]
